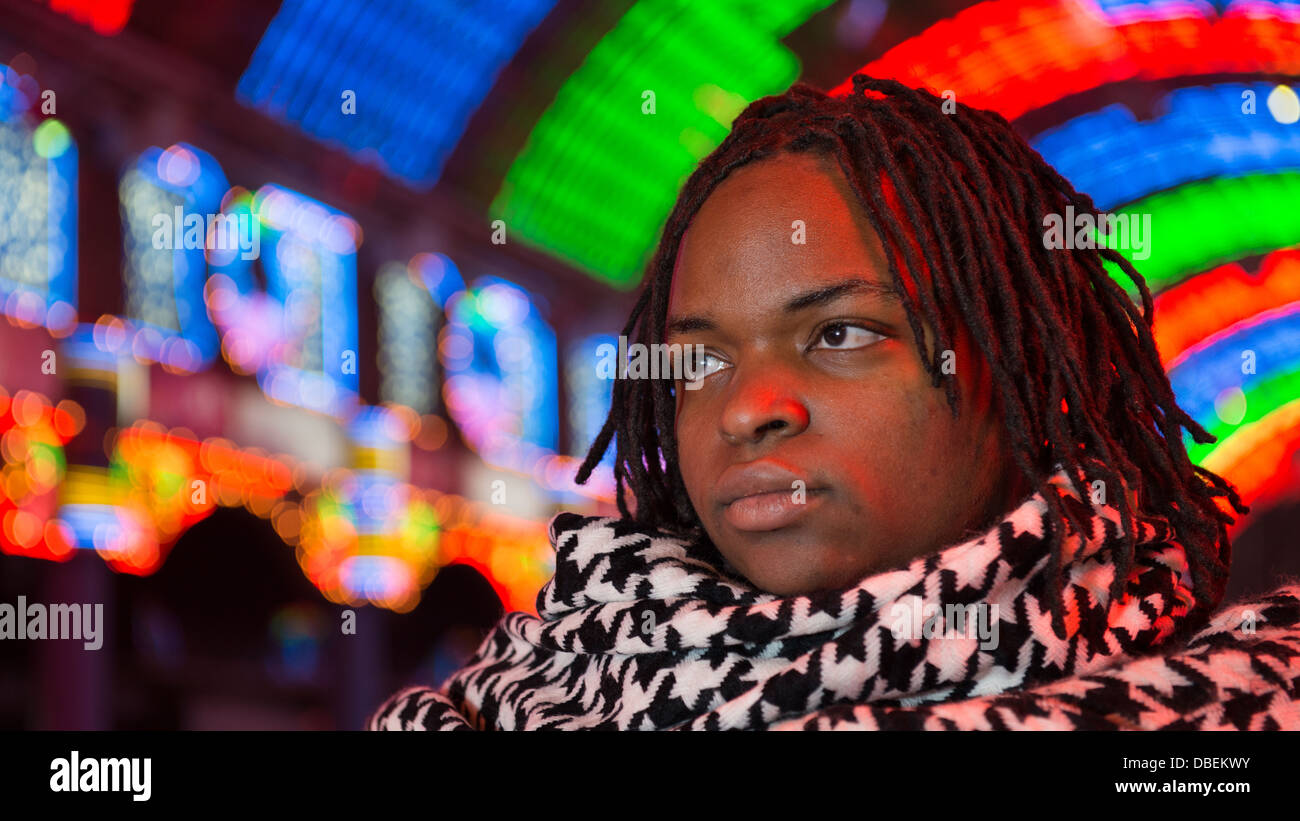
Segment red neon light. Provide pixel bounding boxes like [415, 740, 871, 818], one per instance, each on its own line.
[1153, 250, 1300, 366]
[1, 403, 553, 613]
[0, 389, 79, 562]
[830, 1, 1300, 121]
[44, 0, 134, 35]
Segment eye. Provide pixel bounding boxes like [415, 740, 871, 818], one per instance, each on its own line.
[682, 349, 729, 384]
[811, 322, 884, 351]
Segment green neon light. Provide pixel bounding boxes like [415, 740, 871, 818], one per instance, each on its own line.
[1079, 172, 1300, 470]
[1188, 368, 1300, 464]
[492, 0, 836, 289]
[32, 119, 72, 160]
[1102, 172, 1300, 297]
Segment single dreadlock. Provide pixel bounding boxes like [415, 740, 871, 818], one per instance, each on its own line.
[574, 74, 1248, 639]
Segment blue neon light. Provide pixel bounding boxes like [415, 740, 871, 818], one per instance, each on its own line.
[442, 276, 559, 469]
[567, 333, 616, 469]
[0, 65, 78, 332]
[264, 185, 360, 415]
[338, 555, 408, 599]
[120, 144, 228, 371]
[208, 183, 362, 417]
[1091, 0, 1218, 18]
[1032, 82, 1300, 210]
[1091, 1, 1300, 17]
[237, 0, 559, 188]
[1167, 303, 1300, 425]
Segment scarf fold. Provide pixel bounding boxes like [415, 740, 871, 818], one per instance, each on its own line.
[370, 468, 1300, 730]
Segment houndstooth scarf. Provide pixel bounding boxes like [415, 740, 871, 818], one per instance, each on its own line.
[370, 468, 1300, 730]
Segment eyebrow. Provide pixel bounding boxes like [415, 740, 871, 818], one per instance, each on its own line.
[664, 277, 900, 337]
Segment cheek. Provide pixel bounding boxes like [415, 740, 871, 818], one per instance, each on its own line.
[877, 380, 1007, 520]
[674, 396, 711, 499]
[818, 370, 986, 532]
[825, 371, 944, 464]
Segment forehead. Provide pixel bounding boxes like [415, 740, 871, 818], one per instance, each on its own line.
[668, 152, 896, 310]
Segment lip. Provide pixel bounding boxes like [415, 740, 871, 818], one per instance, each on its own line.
[714, 460, 824, 532]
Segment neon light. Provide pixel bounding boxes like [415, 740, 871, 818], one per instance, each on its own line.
[237, 0, 558, 188]
[376, 254, 464, 414]
[1153, 250, 1300, 365]
[42, 0, 135, 35]
[1033, 82, 1300, 211]
[1153, 248, 1300, 506]
[296, 471, 549, 613]
[0, 387, 76, 561]
[441, 277, 558, 473]
[1192, 368, 1300, 468]
[337, 555, 414, 606]
[1170, 302, 1300, 438]
[409, 252, 466, 308]
[1201, 398, 1300, 505]
[1268, 84, 1300, 124]
[433, 513, 553, 614]
[376, 263, 436, 413]
[306, 405, 432, 610]
[374, 256, 614, 500]
[829, 1, 1300, 121]
[120, 143, 228, 372]
[566, 334, 616, 469]
[108, 424, 294, 575]
[377, 262, 436, 413]
[206, 184, 361, 418]
[1101, 172, 1300, 295]
[49, 324, 162, 569]
[31, 120, 71, 159]
[1091, 1, 1220, 22]
[493, 0, 836, 287]
[0, 65, 38, 122]
[2, 387, 557, 612]
[0, 66, 77, 335]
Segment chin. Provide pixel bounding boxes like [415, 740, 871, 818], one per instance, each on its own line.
[708, 526, 865, 594]
[725, 554, 858, 597]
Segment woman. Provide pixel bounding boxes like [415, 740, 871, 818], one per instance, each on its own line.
[370, 76, 1300, 730]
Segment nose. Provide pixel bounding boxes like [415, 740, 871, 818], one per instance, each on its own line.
[720, 367, 810, 447]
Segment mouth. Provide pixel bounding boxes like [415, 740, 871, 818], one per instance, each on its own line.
[722, 487, 824, 532]
[713, 459, 826, 533]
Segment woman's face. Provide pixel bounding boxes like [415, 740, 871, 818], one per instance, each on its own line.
[666, 151, 1027, 595]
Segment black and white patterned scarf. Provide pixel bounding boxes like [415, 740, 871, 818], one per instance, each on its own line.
[370, 468, 1300, 730]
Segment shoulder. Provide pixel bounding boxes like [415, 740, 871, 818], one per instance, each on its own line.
[367, 686, 476, 731]
[1038, 583, 1300, 729]
[1181, 583, 1300, 651]
[879, 584, 1300, 731]
[546, 511, 612, 543]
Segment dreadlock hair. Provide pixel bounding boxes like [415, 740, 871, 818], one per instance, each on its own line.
[574, 74, 1248, 638]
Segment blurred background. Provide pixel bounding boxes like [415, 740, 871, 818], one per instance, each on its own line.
[0, 0, 1297, 730]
